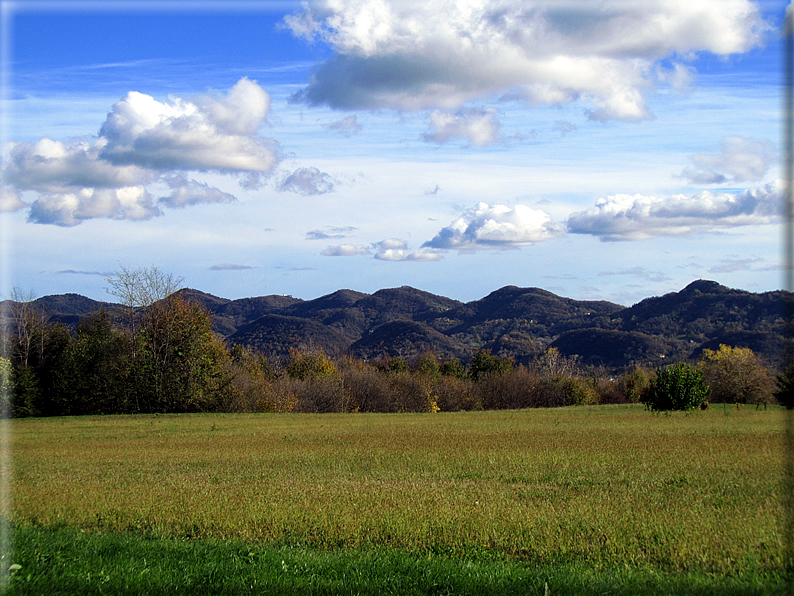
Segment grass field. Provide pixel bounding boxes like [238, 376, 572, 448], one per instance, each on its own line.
[1, 405, 789, 594]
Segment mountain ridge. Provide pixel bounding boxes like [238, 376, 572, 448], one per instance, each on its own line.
[8, 280, 787, 370]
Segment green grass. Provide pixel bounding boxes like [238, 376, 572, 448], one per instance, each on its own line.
[1, 405, 789, 593]
[3, 526, 785, 595]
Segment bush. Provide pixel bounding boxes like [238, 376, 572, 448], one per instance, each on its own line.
[430, 376, 480, 411]
[476, 367, 538, 409]
[535, 376, 598, 407]
[617, 367, 650, 404]
[643, 362, 708, 412]
[342, 367, 396, 412]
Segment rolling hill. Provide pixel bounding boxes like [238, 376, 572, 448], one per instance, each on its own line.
[7, 280, 788, 370]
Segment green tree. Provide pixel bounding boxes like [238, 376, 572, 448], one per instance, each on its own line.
[440, 358, 466, 379]
[54, 310, 133, 415]
[413, 352, 440, 378]
[775, 359, 794, 409]
[643, 362, 709, 412]
[469, 349, 513, 381]
[136, 294, 233, 413]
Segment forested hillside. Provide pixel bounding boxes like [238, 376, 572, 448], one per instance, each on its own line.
[1, 273, 786, 418]
[9, 279, 786, 370]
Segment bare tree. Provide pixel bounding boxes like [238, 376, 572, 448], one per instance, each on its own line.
[5, 288, 48, 368]
[105, 265, 184, 350]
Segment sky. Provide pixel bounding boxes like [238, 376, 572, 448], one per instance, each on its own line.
[0, 0, 789, 307]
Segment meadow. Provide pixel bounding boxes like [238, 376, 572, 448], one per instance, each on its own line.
[1, 405, 788, 594]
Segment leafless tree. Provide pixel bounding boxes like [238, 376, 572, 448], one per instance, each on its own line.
[105, 265, 184, 351]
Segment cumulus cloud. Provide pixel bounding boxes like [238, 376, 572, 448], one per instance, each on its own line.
[567, 180, 783, 241]
[371, 239, 442, 261]
[326, 115, 363, 137]
[4, 78, 279, 226]
[679, 136, 777, 184]
[423, 202, 562, 250]
[321, 244, 371, 256]
[158, 174, 236, 209]
[285, 0, 768, 120]
[0, 187, 27, 212]
[423, 108, 501, 147]
[553, 120, 577, 136]
[277, 166, 336, 195]
[4, 138, 151, 193]
[99, 78, 277, 179]
[27, 186, 161, 227]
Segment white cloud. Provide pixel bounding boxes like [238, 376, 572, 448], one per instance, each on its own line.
[656, 62, 695, 91]
[374, 249, 443, 262]
[370, 238, 442, 261]
[286, 0, 768, 120]
[567, 180, 783, 241]
[423, 108, 501, 147]
[326, 115, 363, 137]
[321, 244, 371, 256]
[99, 78, 278, 179]
[158, 174, 237, 209]
[4, 78, 280, 226]
[373, 238, 407, 251]
[423, 202, 562, 249]
[4, 138, 151, 193]
[679, 136, 777, 184]
[0, 187, 27, 212]
[277, 166, 336, 195]
[27, 186, 161, 227]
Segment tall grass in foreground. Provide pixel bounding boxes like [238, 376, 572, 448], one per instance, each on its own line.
[4, 406, 786, 580]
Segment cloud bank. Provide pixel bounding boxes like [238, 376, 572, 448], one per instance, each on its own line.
[567, 181, 782, 241]
[3, 78, 278, 226]
[285, 0, 768, 120]
[423, 202, 562, 249]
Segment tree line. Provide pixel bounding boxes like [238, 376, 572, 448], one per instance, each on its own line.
[0, 267, 786, 418]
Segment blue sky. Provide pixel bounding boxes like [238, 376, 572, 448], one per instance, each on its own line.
[0, 0, 788, 305]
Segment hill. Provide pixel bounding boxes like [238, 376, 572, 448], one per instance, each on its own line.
[6, 280, 787, 370]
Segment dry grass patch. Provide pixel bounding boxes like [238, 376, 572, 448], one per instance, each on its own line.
[5, 406, 786, 575]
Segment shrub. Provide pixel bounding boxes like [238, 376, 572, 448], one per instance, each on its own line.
[388, 372, 439, 413]
[476, 366, 538, 409]
[430, 376, 480, 411]
[643, 362, 708, 412]
[535, 376, 598, 407]
[617, 367, 650, 404]
[342, 367, 397, 413]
